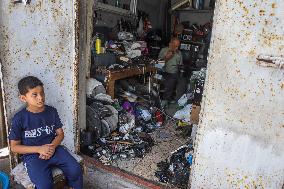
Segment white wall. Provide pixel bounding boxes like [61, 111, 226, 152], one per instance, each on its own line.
[0, 0, 79, 165]
[190, 0, 284, 188]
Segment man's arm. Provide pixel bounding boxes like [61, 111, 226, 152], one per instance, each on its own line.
[164, 51, 174, 61]
[10, 140, 54, 157]
[158, 48, 166, 60]
[159, 48, 174, 62]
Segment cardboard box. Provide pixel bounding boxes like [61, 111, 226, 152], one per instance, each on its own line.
[190, 105, 201, 124]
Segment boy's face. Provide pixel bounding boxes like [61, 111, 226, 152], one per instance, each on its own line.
[20, 86, 45, 112]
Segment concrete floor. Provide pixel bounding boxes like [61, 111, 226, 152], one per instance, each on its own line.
[83, 165, 148, 189]
[1, 156, 148, 189]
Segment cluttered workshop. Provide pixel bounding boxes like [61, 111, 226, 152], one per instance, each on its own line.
[82, 0, 215, 188]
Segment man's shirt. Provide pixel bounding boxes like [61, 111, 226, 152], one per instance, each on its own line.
[158, 47, 183, 74]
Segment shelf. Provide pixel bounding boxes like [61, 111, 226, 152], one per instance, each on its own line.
[175, 8, 214, 13]
[94, 2, 132, 17]
[181, 41, 205, 45]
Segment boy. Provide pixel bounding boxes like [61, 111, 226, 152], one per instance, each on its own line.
[9, 76, 83, 189]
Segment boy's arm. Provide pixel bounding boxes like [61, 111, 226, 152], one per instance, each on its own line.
[39, 128, 64, 160]
[10, 140, 54, 157]
[50, 128, 64, 147]
[10, 140, 40, 154]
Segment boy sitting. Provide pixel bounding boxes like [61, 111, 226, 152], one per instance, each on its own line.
[9, 76, 83, 189]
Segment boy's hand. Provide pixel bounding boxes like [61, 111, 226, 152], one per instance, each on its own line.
[45, 144, 55, 156]
[39, 154, 48, 160]
[38, 144, 55, 160]
[38, 128, 64, 160]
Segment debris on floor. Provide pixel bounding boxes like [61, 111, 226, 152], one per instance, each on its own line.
[173, 104, 192, 123]
[171, 67, 206, 124]
[83, 96, 163, 166]
[82, 77, 197, 188]
[155, 143, 193, 189]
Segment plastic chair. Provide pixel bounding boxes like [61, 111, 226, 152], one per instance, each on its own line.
[0, 171, 10, 189]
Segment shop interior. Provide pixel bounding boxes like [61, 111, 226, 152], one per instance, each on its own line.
[81, 0, 215, 188]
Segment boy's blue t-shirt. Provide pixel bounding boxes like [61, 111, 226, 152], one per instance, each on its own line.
[9, 105, 63, 160]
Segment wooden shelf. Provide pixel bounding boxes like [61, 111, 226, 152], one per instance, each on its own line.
[94, 2, 132, 17]
[106, 65, 156, 98]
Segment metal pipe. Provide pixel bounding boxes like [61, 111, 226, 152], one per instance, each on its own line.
[134, 0, 137, 15]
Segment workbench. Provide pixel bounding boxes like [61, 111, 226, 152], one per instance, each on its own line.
[105, 65, 156, 98]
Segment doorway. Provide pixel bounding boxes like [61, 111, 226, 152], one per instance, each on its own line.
[79, 0, 216, 188]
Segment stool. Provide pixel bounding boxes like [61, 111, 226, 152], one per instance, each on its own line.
[10, 148, 83, 189]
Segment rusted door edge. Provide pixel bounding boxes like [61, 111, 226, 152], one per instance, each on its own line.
[0, 59, 7, 148]
[0, 59, 16, 169]
[74, 0, 81, 154]
[82, 154, 166, 189]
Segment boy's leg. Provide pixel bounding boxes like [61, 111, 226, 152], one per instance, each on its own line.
[50, 146, 83, 189]
[24, 157, 53, 189]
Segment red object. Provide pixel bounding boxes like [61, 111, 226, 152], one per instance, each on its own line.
[155, 110, 164, 124]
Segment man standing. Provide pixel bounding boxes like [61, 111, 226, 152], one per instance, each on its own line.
[158, 38, 183, 107]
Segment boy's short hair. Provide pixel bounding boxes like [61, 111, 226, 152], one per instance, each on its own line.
[18, 76, 43, 95]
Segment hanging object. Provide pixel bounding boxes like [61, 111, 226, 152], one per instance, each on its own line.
[192, 0, 204, 9]
[171, 0, 191, 11]
[115, 0, 121, 7]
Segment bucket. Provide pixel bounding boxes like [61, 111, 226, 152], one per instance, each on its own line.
[0, 171, 10, 189]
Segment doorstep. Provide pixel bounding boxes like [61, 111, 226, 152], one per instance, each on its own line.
[82, 154, 166, 189]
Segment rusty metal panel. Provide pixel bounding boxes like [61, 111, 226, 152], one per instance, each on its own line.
[0, 0, 80, 165]
[0, 82, 7, 148]
[190, 0, 284, 188]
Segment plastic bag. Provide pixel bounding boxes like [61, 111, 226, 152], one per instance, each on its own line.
[173, 104, 192, 123]
[178, 94, 188, 107]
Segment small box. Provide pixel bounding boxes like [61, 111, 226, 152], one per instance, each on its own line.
[190, 105, 201, 124]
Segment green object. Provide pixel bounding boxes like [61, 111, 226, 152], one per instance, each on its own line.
[158, 47, 183, 74]
[112, 100, 122, 111]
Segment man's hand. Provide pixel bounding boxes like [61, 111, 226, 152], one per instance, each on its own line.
[165, 50, 174, 61]
[38, 144, 55, 160]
